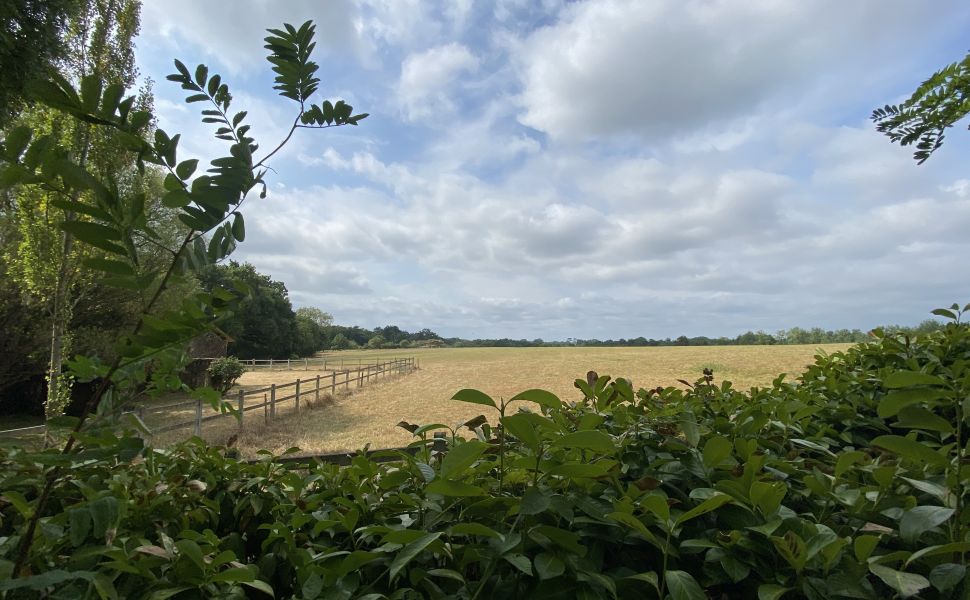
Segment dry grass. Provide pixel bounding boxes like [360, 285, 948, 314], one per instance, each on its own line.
[229, 344, 849, 458]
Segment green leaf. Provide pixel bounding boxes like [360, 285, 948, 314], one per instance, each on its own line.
[0, 570, 96, 591]
[642, 494, 670, 521]
[175, 539, 205, 571]
[176, 159, 199, 179]
[757, 584, 791, 600]
[607, 511, 660, 544]
[872, 435, 949, 467]
[899, 506, 954, 544]
[552, 430, 615, 453]
[503, 553, 532, 575]
[835, 450, 867, 478]
[906, 542, 970, 566]
[502, 413, 540, 451]
[416, 462, 435, 482]
[302, 573, 322, 599]
[241, 579, 274, 597]
[749, 481, 787, 516]
[534, 553, 565, 580]
[425, 479, 486, 496]
[702, 436, 732, 468]
[389, 532, 441, 582]
[878, 388, 947, 417]
[231, 213, 246, 242]
[162, 190, 191, 208]
[69, 508, 91, 546]
[680, 415, 700, 447]
[60, 221, 126, 255]
[451, 389, 496, 409]
[665, 570, 706, 600]
[930, 308, 958, 320]
[89, 496, 118, 538]
[519, 487, 550, 515]
[676, 493, 732, 525]
[854, 535, 880, 562]
[1, 491, 32, 517]
[509, 389, 562, 410]
[427, 568, 464, 583]
[929, 563, 965, 593]
[439, 440, 487, 478]
[883, 371, 946, 389]
[83, 258, 134, 276]
[892, 406, 953, 433]
[770, 532, 807, 574]
[868, 564, 930, 598]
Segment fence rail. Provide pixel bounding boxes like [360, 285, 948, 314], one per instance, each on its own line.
[211, 355, 418, 372]
[0, 357, 418, 444]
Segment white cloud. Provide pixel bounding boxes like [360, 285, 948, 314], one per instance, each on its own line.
[135, 0, 970, 339]
[513, 0, 961, 141]
[397, 43, 480, 121]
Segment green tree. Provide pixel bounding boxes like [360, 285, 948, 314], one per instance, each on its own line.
[1, 18, 367, 575]
[294, 307, 331, 356]
[2, 0, 155, 422]
[872, 51, 970, 163]
[198, 262, 297, 359]
[366, 334, 385, 349]
[0, 0, 79, 125]
[330, 332, 351, 350]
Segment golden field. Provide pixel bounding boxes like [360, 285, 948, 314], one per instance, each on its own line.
[224, 344, 850, 458]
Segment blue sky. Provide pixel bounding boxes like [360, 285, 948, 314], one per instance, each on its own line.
[136, 0, 970, 340]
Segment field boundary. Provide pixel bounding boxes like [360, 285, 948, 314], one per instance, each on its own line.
[0, 357, 418, 443]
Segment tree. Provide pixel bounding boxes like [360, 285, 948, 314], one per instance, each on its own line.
[366, 334, 385, 349]
[330, 333, 351, 350]
[0, 0, 79, 125]
[198, 262, 297, 359]
[294, 307, 331, 356]
[1, 19, 367, 575]
[3, 0, 156, 422]
[872, 51, 970, 163]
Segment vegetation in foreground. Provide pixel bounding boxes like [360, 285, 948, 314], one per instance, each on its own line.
[1, 310, 967, 598]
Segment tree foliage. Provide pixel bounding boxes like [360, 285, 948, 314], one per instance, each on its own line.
[0, 0, 79, 125]
[872, 51, 970, 163]
[0, 18, 366, 576]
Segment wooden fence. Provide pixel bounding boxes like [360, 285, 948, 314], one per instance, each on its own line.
[0, 357, 417, 444]
[223, 355, 417, 372]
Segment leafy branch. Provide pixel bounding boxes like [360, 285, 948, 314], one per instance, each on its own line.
[0, 19, 366, 578]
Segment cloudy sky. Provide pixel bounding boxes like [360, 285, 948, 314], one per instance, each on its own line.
[136, 0, 970, 340]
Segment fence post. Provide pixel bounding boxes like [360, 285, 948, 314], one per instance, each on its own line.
[304, 358, 308, 371]
[194, 398, 202, 437]
[237, 389, 244, 431]
[295, 379, 301, 413]
[345, 370, 350, 390]
[315, 374, 320, 404]
[270, 384, 276, 419]
[331, 371, 337, 395]
[270, 358, 274, 371]
[287, 358, 291, 370]
[264, 393, 268, 424]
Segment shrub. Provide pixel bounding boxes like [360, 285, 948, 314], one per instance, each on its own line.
[1, 307, 968, 598]
[206, 356, 244, 393]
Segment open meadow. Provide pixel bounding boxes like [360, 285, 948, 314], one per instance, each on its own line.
[228, 343, 851, 457]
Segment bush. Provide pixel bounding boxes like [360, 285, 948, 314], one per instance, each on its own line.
[206, 356, 244, 393]
[1, 311, 968, 598]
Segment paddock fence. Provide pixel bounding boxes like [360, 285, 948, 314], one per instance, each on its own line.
[0, 357, 418, 447]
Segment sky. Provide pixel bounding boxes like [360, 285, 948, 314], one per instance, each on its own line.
[135, 0, 970, 340]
